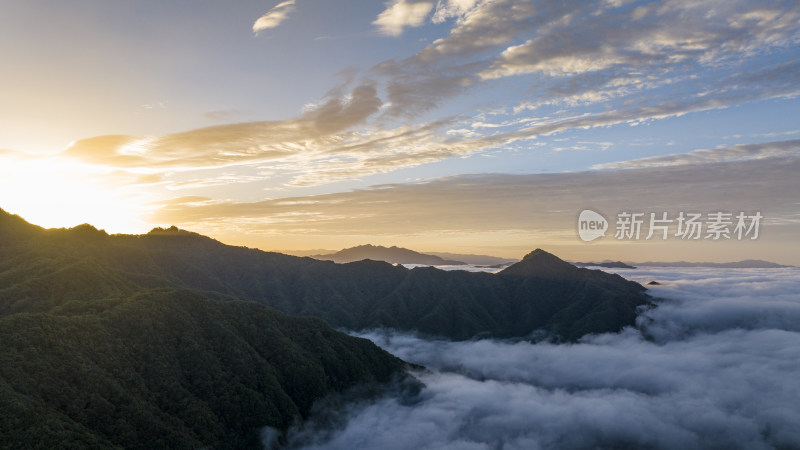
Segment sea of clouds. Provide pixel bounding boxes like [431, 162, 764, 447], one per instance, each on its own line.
[269, 267, 800, 450]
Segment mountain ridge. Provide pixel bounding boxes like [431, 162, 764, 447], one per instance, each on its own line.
[0, 207, 655, 447]
[629, 260, 793, 268]
[428, 251, 517, 266]
[0, 208, 651, 341]
[313, 244, 467, 265]
[572, 261, 637, 269]
[0, 208, 414, 448]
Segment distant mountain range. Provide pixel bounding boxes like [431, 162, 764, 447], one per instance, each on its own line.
[631, 260, 793, 268]
[427, 251, 518, 266]
[313, 244, 468, 265]
[0, 207, 653, 447]
[573, 261, 637, 269]
[312, 244, 519, 266]
[280, 248, 337, 257]
[0, 209, 653, 342]
[569, 259, 792, 269]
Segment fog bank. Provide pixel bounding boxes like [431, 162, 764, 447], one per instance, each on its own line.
[270, 268, 800, 450]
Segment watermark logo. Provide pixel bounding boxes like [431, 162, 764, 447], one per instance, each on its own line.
[577, 209, 762, 242]
[578, 209, 608, 242]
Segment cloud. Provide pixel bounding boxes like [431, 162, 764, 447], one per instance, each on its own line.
[374, 0, 799, 117]
[304, 84, 383, 134]
[59, 54, 800, 189]
[61, 84, 385, 173]
[614, 266, 800, 340]
[165, 173, 266, 190]
[203, 109, 248, 122]
[414, 0, 544, 60]
[272, 267, 800, 449]
[0, 148, 41, 161]
[373, 0, 435, 36]
[150, 153, 800, 246]
[62, 135, 149, 167]
[496, 59, 800, 141]
[253, 0, 297, 34]
[43, 0, 800, 242]
[56, 1, 800, 191]
[594, 139, 800, 170]
[478, 0, 800, 79]
[553, 140, 614, 152]
[431, 0, 480, 23]
[371, 0, 545, 117]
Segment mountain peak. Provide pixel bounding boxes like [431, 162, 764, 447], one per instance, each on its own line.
[500, 248, 578, 277]
[147, 226, 201, 237]
[69, 223, 108, 239]
[522, 248, 558, 260]
[313, 244, 466, 265]
[0, 207, 43, 239]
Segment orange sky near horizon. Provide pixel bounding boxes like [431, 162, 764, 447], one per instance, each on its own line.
[2, 1, 799, 265]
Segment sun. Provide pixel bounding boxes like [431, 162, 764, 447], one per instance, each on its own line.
[0, 153, 152, 234]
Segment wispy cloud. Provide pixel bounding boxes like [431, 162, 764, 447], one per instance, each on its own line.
[375, 0, 800, 118]
[150, 154, 800, 258]
[479, 1, 799, 80]
[595, 139, 800, 170]
[53, 0, 800, 220]
[203, 109, 248, 122]
[431, 0, 480, 24]
[58, 55, 800, 189]
[253, 0, 296, 34]
[61, 84, 386, 174]
[373, 0, 435, 36]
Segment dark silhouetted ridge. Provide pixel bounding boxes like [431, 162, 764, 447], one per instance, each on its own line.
[148, 225, 203, 237]
[499, 249, 579, 277]
[0, 210, 413, 448]
[314, 244, 466, 265]
[0, 207, 43, 240]
[68, 223, 109, 239]
[573, 261, 637, 269]
[634, 259, 793, 268]
[1, 211, 651, 344]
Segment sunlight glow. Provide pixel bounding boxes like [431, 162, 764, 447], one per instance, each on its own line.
[0, 154, 152, 233]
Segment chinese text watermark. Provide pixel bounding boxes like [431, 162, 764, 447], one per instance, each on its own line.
[578, 210, 762, 242]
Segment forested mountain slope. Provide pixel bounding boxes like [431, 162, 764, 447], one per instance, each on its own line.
[1, 209, 651, 342]
[0, 210, 409, 449]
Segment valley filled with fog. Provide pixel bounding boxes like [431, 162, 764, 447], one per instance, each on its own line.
[273, 267, 800, 450]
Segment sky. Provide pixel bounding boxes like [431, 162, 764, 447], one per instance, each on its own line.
[1, 0, 799, 263]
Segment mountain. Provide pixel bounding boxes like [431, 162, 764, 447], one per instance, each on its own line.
[631, 260, 793, 268]
[573, 261, 637, 269]
[279, 248, 337, 257]
[313, 244, 467, 265]
[0, 211, 411, 448]
[427, 252, 518, 266]
[0, 209, 653, 446]
[2, 210, 650, 342]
